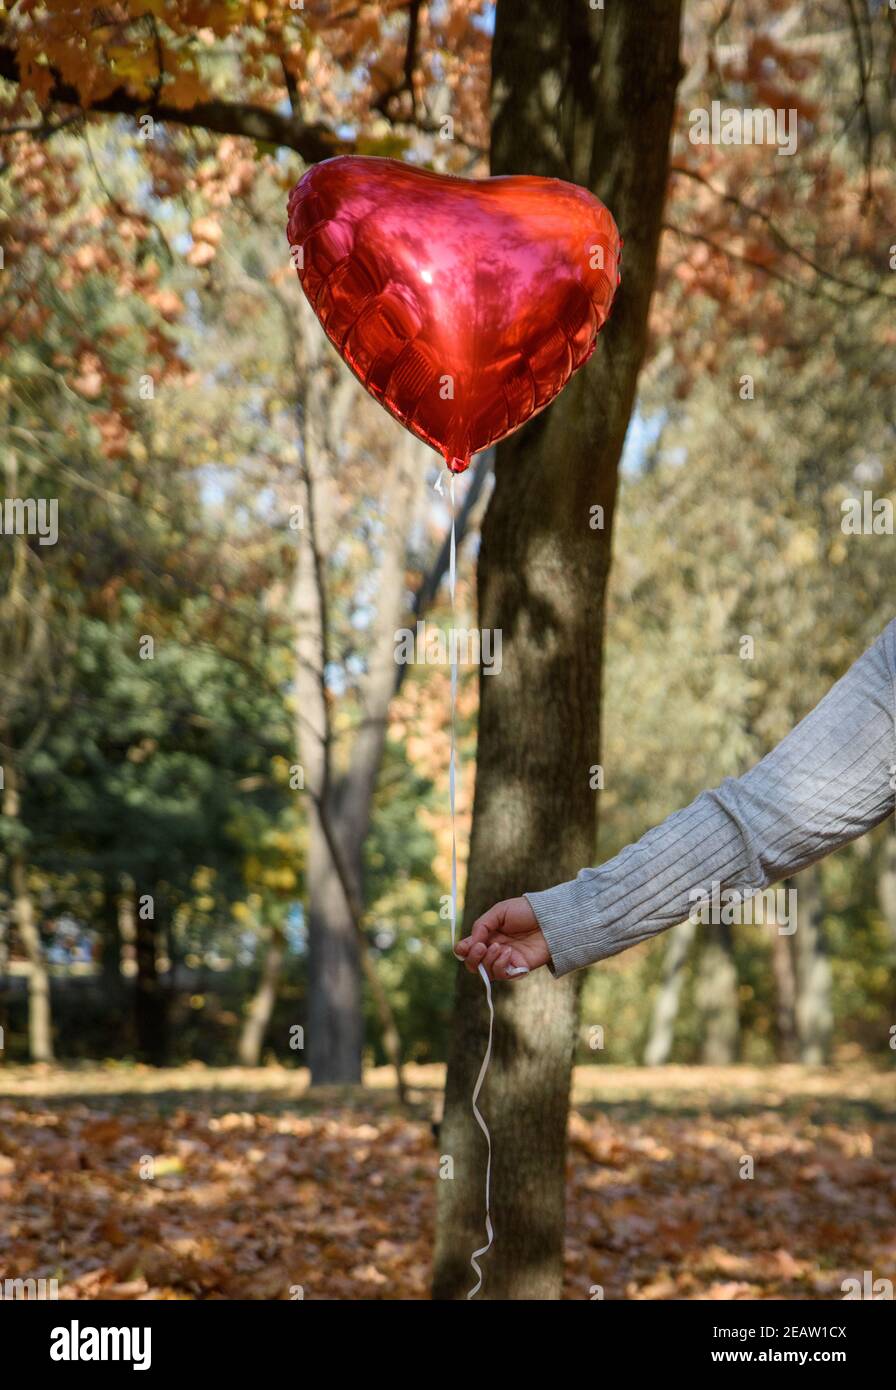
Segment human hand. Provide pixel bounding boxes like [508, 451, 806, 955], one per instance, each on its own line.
[454, 896, 551, 981]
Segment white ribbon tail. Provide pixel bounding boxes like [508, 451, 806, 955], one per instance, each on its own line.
[449, 472, 457, 945]
[443, 468, 495, 1298]
[467, 961, 495, 1299]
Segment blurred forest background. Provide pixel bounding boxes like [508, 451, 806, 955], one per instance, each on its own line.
[0, 0, 894, 1300]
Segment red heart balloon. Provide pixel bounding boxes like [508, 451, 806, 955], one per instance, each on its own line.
[287, 156, 621, 474]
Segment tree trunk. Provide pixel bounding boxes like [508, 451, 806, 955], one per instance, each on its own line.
[696, 922, 739, 1065]
[118, 876, 137, 977]
[134, 886, 169, 1065]
[0, 453, 55, 1063]
[305, 815, 363, 1083]
[877, 831, 896, 954]
[100, 872, 123, 1000]
[291, 310, 488, 1087]
[794, 862, 832, 1065]
[770, 891, 798, 1063]
[239, 918, 286, 1066]
[3, 758, 53, 1062]
[13, 867, 53, 1063]
[293, 341, 429, 1087]
[0, 901, 8, 1062]
[433, 0, 682, 1300]
[292, 336, 364, 1085]
[643, 917, 697, 1066]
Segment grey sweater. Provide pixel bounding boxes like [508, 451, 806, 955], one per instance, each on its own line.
[526, 620, 896, 977]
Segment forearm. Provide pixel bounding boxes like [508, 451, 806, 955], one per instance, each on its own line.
[526, 620, 896, 977]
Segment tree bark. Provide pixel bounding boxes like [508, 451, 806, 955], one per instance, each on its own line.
[794, 862, 832, 1065]
[0, 897, 8, 1062]
[3, 758, 53, 1062]
[100, 872, 123, 1001]
[696, 922, 739, 1065]
[304, 815, 364, 1083]
[238, 918, 286, 1066]
[0, 449, 54, 1064]
[292, 310, 464, 1088]
[11, 859, 52, 1063]
[118, 876, 137, 977]
[877, 831, 896, 954]
[771, 891, 798, 1063]
[293, 330, 364, 1085]
[644, 917, 697, 1066]
[433, 0, 682, 1300]
[134, 886, 169, 1065]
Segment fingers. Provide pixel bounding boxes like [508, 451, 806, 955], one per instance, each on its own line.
[455, 921, 489, 956]
[470, 905, 503, 945]
[481, 941, 506, 977]
[484, 944, 530, 982]
[462, 938, 489, 974]
[453, 902, 532, 980]
[455, 903, 505, 970]
[456, 937, 531, 981]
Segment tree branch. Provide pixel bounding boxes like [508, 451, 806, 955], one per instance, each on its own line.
[663, 221, 860, 306]
[373, 0, 422, 121]
[669, 164, 891, 301]
[0, 41, 349, 162]
[843, 0, 875, 212]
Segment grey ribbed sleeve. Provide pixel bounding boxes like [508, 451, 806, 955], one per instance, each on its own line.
[526, 620, 896, 977]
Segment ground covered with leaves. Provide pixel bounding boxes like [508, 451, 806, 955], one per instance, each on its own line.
[0, 1064, 893, 1299]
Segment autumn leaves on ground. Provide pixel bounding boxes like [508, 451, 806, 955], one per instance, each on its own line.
[1, 1063, 893, 1301]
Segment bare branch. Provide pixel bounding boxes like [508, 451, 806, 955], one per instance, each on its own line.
[0, 40, 348, 162]
[663, 221, 861, 307]
[843, 0, 876, 212]
[669, 165, 891, 301]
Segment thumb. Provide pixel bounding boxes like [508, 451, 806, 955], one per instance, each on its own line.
[469, 901, 507, 947]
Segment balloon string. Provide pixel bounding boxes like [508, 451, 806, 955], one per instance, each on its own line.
[444, 468, 495, 1298]
[467, 962, 495, 1298]
[440, 466, 494, 1296]
[449, 472, 457, 949]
